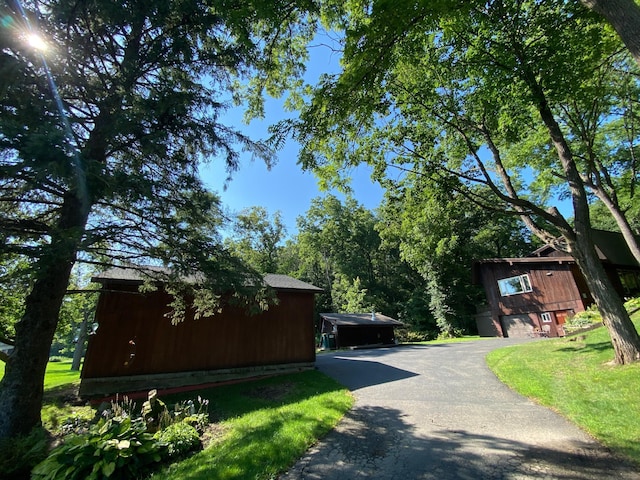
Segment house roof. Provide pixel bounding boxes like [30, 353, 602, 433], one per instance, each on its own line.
[92, 267, 322, 292]
[479, 229, 639, 267]
[320, 313, 403, 326]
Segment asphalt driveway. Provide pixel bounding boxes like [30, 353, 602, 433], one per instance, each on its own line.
[280, 339, 639, 479]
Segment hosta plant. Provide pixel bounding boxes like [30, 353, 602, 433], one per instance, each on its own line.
[31, 416, 166, 480]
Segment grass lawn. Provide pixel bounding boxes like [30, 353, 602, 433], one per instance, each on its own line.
[150, 370, 352, 479]
[1, 360, 352, 480]
[0, 358, 81, 390]
[486, 314, 640, 465]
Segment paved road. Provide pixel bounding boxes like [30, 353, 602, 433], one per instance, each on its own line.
[280, 339, 639, 479]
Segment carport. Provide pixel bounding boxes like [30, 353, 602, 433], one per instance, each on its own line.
[319, 312, 402, 349]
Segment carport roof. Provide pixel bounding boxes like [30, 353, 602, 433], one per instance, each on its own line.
[320, 313, 403, 326]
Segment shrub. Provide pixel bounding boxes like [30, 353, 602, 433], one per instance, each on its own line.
[395, 328, 434, 343]
[32, 390, 211, 479]
[567, 305, 602, 328]
[154, 422, 201, 458]
[0, 426, 48, 480]
[171, 396, 210, 433]
[31, 416, 165, 480]
[625, 296, 640, 313]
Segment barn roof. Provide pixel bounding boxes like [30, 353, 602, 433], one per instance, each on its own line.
[320, 313, 403, 326]
[263, 274, 323, 292]
[92, 267, 322, 292]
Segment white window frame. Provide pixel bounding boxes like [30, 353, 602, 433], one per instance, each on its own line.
[497, 274, 533, 296]
[540, 312, 553, 323]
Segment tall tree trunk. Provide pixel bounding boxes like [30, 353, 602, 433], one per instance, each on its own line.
[569, 233, 640, 363]
[591, 186, 640, 265]
[0, 192, 90, 440]
[71, 307, 92, 372]
[580, 0, 640, 68]
[526, 69, 640, 364]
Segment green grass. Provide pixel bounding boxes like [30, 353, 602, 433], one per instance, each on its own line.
[0, 358, 81, 390]
[486, 314, 640, 464]
[3, 359, 353, 480]
[42, 359, 82, 389]
[151, 370, 353, 480]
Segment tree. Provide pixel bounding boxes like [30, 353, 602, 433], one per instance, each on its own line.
[378, 178, 534, 337]
[0, 0, 317, 440]
[293, 194, 427, 323]
[331, 274, 371, 313]
[580, 0, 640, 68]
[590, 181, 640, 234]
[225, 207, 287, 274]
[519, 50, 640, 264]
[296, 195, 382, 310]
[0, 256, 31, 362]
[295, 1, 640, 363]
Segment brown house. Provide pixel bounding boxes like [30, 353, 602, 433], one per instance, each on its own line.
[80, 268, 322, 397]
[473, 230, 640, 338]
[319, 313, 403, 349]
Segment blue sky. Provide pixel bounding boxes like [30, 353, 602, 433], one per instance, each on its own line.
[198, 35, 573, 239]
[199, 37, 385, 237]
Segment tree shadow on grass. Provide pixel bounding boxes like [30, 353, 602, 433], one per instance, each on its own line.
[150, 375, 352, 480]
[555, 341, 614, 355]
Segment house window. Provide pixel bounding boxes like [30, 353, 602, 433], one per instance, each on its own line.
[540, 312, 552, 323]
[497, 274, 533, 296]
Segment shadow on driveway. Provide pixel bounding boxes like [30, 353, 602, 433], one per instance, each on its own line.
[316, 357, 419, 390]
[283, 404, 639, 479]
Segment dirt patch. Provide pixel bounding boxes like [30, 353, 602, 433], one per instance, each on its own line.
[201, 423, 229, 449]
[245, 382, 296, 402]
[43, 383, 86, 406]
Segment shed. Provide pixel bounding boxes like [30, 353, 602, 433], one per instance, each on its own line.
[80, 268, 322, 397]
[319, 313, 403, 349]
[473, 229, 640, 339]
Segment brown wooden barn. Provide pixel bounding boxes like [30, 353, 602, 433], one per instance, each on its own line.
[473, 230, 640, 338]
[319, 313, 403, 349]
[80, 268, 322, 397]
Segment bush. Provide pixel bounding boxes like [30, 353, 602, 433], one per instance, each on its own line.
[0, 426, 48, 480]
[395, 328, 435, 343]
[625, 297, 640, 313]
[171, 396, 210, 433]
[31, 416, 165, 480]
[32, 390, 211, 479]
[154, 422, 201, 458]
[567, 305, 602, 328]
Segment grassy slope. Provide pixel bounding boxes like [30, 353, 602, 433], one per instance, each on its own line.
[486, 314, 640, 464]
[151, 370, 353, 480]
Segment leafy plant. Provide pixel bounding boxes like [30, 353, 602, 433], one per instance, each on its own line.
[395, 328, 434, 343]
[32, 416, 165, 480]
[171, 396, 210, 433]
[567, 305, 602, 329]
[0, 426, 48, 479]
[154, 422, 201, 459]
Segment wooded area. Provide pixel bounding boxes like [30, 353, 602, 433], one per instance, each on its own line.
[1, 0, 640, 445]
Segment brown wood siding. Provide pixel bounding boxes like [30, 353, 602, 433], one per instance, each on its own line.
[480, 262, 587, 318]
[82, 286, 316, 379]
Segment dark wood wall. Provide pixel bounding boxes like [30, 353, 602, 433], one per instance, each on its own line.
[479, 262, 588, 319]
[82, 284, 316, 379]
